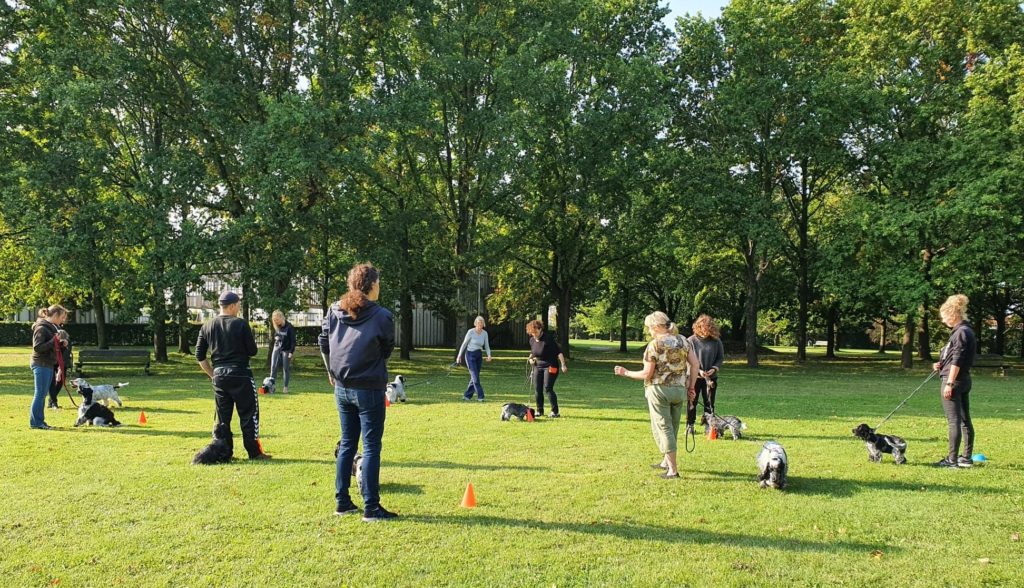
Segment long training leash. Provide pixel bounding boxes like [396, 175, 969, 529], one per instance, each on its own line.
[53, 334, 78, 408]
[402, 362, 460, 389]
[874, 370, 938, 431]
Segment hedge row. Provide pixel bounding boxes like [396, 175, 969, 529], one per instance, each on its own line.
[0, 322, 329, 348]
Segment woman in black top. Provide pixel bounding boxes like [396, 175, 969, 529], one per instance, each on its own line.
[526, 320, 567, 418]
[270, 310, 296, 393]
[932, 294, 977, 468]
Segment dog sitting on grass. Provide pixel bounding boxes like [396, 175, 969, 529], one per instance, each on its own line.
[192, 438, 233, 465]
[500, 403, 535, 421]
[701, 411, 747, 440]
[852, 423, 907, 465]
[756, 441, 788, 489]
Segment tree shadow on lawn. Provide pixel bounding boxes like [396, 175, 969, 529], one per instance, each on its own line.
[692, 469, 1005, 497]
[405, 513, 891, 554]
[389, 460, 550, 472]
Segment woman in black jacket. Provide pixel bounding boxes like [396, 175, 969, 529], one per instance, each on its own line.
[270, 310, 296, 393]
[319, 263, 398, 521]
[30, 305, 67, 429]
[932, 294, 977, 468]
[526, 320, 567, 418]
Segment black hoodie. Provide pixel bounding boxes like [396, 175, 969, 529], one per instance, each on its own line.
[319, 301, 395, 390]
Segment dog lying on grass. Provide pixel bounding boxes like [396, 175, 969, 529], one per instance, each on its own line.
[701, 411, 747, 440]
[852, 423, 907, 465]
[500, 403, 535, 421]
[74, 400, 122, 427]
[71, 378, 127, 407]
[756, 441, 788, 489]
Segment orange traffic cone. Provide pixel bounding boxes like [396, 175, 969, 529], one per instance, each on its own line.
[461, 483, 477, 508]
[385, 395, 391, 408]
[526, 409, 535, 422]
[138, 411, 148, 425]
[708, 426, 718, 441]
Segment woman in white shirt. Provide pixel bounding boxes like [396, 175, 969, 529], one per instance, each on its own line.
[457, 316, 492, 402]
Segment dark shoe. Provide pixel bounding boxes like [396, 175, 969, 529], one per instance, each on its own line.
[957, 457, 973, 468]
[31, 424, 55, 430]
[362, 506, 399, 522]
[47, 401, 59, 409]
[685, 424, 695, 435]
[335, 501, 359, 516]
[650, 463, 668, 470]
[659, 472, 680, 479]
[548, 413, 560, 418]
[249, 453, 273, 461]
[461, 396, 472, 402]
[934, 458, 958, 468]
[477, 398, 485, 403]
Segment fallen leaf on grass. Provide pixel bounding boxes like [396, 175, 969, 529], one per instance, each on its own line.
[978, 558, 991, 565]
[732, 562, 753, 571]
[870, 550, 884, 560]
[1012, 533, 1020, 542]
[50, 580, 60, 586]
[838, 528, 846, 534]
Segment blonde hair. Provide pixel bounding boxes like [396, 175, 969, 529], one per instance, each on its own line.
[644, 311, 679, 336]
[692, 314, 720, 339]
[40, 305, 67, 320]
[474, 316, 486, 328]
[939, 294, 969, 322]
[272, 310, 286, 330]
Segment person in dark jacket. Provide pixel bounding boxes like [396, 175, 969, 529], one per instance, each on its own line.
[196, 291, 270, 460]
[270, 310, 296, 393]
[30, 305, 67, 429]
[526, 320, 567, 418]
[932, 294, 977, 468]
[685, 314, 725, 435]
[47, 328, 73, 409]
[319, 263, 398, 522]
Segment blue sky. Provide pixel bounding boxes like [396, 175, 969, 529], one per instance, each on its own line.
[663, 0, 726, 22]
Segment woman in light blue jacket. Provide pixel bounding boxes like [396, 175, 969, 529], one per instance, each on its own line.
[457, 316, 492, 402]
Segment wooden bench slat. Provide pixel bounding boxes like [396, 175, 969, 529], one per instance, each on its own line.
[76, 349, 152, 376]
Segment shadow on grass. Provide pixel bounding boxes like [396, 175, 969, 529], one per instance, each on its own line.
[390, 460, 550, 472]
[692, 469, 1006, 497]
[405, 513, 891, 554]
[105, 427, 211, 439]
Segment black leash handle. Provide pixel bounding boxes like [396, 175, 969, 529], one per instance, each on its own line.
[874, 370, 938, 431]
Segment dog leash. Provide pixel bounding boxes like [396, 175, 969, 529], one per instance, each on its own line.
[53, 334, 78, 408]
[874, 370, 938, 431]
[402, 362, 459, 389]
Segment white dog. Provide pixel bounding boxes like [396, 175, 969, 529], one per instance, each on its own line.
[71, 378, 128, 407]
[385, 375, 407, 404]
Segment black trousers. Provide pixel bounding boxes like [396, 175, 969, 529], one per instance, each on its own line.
[212, 367, 262, 458]
[48, 367, 61, 405]
[686, 377, 717, 425]
[533, 366, 560, 415]
[941, 375, 974, 461]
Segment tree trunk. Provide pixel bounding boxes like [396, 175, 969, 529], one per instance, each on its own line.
[729, 291, 746, 342]
[825, 304, 837, 359]
[901, 313, 915, 369]
[151, 293, 168, 362]
[556, 288, 571, 358]
[91, 280, 108, 349]
[619, 286, 629, 353]
[175, 284, 191, 354]
[992, 289, 1008, 356]
[878, 313, 887, 354]
[917, 302, 932, 361]
[743, 269, 759, 368]
[400, 290, 413, 360]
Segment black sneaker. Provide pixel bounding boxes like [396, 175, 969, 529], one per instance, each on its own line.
[47, 401, 59, 409]
[548, 413, 560, 419]
[957, 457, 973, 468]
[477, 398, 485, 403]
[362, 506, 399, 522]
[335, 501, 359, 516]
[934, 458, 958, 468]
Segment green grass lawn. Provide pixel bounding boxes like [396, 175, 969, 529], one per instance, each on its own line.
[1, 343, 1022, 587]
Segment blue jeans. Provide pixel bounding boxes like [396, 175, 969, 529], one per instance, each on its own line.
[30, 365, 53, 428]
[462, 350, 485, 400]
[270, 347, 290, 387]
[335, 384, 387, 511]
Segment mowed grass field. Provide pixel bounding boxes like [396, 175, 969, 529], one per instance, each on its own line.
[1, 342, 1022, 587]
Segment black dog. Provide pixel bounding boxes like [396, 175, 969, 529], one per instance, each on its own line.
[501, 403, 535, 421]
[852, 423, 907, 465]
[74, 401, 121, 427]
[192, 438, 233, 465]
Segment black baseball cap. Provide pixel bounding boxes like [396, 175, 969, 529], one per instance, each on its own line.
[218, 291, 241, 306]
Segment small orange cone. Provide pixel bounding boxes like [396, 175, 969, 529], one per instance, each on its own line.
[461, 483, 477, 508]
[708, 426, 718, 441]
[138, 411, 148, 425]
[385, 395, 391, 408]
[526, 409, 535, 422]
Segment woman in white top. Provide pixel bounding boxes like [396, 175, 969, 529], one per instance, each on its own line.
[457, 316, 492, 401]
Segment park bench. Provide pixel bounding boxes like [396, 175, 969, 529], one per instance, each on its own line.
[75, 349, 152, 376]
[811, 340, 829, 347]
[974, 362, 1012, 377]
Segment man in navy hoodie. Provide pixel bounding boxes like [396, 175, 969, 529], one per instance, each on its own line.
[319, 263, 397, 521]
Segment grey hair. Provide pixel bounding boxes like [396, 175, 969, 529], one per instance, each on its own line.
[474, 315, 486, 327]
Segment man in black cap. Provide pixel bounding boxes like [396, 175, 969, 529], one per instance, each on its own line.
[195, 291, 270, 460]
